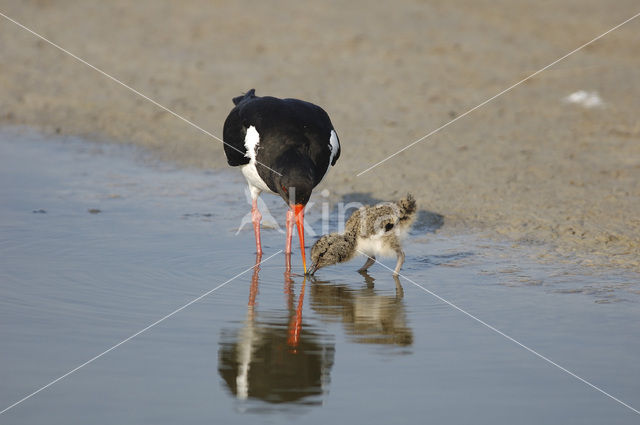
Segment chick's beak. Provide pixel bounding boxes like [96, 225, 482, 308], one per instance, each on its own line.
[307, 263, 319, 275]
[293, 204, 307, 274]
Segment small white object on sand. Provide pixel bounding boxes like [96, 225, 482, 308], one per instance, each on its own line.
[563, 90, 604, 108]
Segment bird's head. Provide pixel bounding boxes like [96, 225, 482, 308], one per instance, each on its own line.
[272, 148, 316, 207]
[274, 175, 313, 207]
[308, 233, 352, 275]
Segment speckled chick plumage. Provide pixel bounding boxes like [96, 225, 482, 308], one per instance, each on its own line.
[309, 194, 417, 275]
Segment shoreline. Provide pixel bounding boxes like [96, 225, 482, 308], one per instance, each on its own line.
[2, 124, 638, 275]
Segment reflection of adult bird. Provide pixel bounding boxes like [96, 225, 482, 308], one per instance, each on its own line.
[218, 256, 335, 404]
[310, 272, 413, 347]
[223, 89, 341, 273]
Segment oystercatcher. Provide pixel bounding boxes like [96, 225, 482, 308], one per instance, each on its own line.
[308, 195, 416, 276]
[223, 89, 341, 273]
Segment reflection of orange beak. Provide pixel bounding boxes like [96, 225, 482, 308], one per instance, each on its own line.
[287, 277, 306, 350]
[293, 204, 306, 274]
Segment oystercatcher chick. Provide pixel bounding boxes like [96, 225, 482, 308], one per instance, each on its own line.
[223, 89, 341, 273]
[308, 195, 416, 276]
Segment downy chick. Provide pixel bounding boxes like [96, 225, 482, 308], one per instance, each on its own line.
[308, 194, 416, 276]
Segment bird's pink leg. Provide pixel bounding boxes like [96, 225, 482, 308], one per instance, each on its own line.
[285, 208, 294, 254]
[251, 198, 263, 255]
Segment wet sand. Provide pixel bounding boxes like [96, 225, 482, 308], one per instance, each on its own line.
[1, 0, 640, 270]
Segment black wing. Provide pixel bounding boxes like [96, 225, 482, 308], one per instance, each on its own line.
[284, 99, 340, 184]
[222, 89, 258, 166]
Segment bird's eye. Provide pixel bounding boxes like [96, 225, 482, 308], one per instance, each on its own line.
[385, 223, 394, 231]
[281, 185, 288, 194]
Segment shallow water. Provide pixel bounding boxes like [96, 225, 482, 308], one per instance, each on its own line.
[1, 129, 639, 424]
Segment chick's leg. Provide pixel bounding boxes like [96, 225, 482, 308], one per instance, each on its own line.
[358, 256, 376, 272]
[393, 250, 405, 276]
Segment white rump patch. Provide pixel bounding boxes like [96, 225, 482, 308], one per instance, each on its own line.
[329, 130, 339, 165]
[244, 125, 260, 160]
[241, 125, 274, 195]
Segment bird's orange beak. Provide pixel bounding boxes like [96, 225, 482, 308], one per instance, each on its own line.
[293, 204, 306, 274]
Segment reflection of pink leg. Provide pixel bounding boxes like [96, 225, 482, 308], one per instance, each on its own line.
[283, 260, 294, 307]
[248, 253, 262, 308]
[251, 199, 262, 255]
[285, 208, 294, 254]
[284, 252, 292, 273]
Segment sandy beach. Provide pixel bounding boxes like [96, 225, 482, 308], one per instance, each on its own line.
[1, 0, 639, 270]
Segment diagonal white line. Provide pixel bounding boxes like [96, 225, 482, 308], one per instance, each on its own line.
[356, 10, 640, 176]
[0, 11, 282, 176]
[358, 250, 640, 416]
[0, 250, 282, 416]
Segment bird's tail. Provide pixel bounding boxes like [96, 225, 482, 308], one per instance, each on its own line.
[232, 89, 257, 105]
[396, 194, 417, 224]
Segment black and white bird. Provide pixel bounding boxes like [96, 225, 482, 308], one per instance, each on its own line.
[308, 195, 417, 276]
[223, 89, 341, 273]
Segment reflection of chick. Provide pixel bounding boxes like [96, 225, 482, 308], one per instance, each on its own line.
[310, 274, 412, 347]
[309, 195, 416, 275]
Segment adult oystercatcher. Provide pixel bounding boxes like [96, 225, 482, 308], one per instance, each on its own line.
[308, 194, 416, 276]
[223, 89, 341, 273]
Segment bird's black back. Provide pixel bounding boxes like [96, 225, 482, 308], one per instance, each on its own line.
[222, 90, 340, 191]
